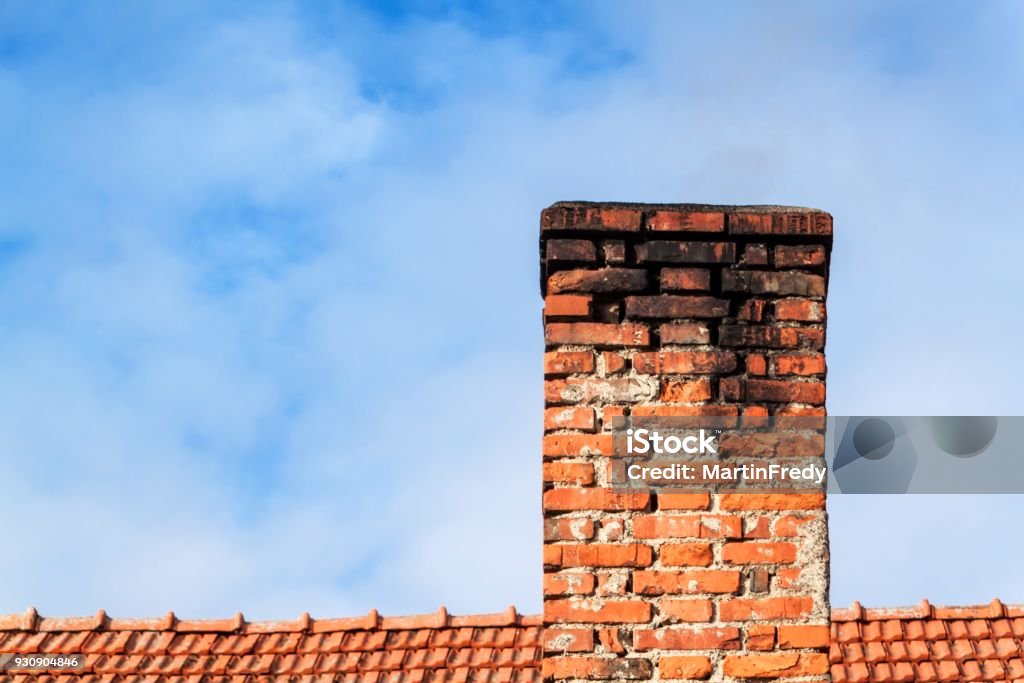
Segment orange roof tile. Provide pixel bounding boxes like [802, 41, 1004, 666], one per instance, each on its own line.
[1, 601, 1022, 681]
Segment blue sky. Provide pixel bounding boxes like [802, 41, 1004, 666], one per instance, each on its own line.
[2, 1, 1023, 620]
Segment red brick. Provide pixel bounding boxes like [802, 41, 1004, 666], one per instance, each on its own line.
[546, 322, 650, 347]
[661, 379, 712, 403]
[661, 268, 711, 291]
[745, 379, 825, 404]
[775, 244, 826, 268]
[746, 353, 767, 375]
[546, 239, 597, 262]
[596, 572, 628, 596]
[544, 351, 594, 375]
[723, 270, 826, 297]
[548, 268, 648, 294]
[778, 624, 831, 649]
[775, 514, 815, 537]
[635, 626, 740, 651]
[632, 405, 738, 418]
[722, 652, 829, 678]
[728, 212, 832, 236]
[542, 656, 652, 680]
[633, 570, 741, 596]
[660, 599, 714, 623]
[720, 493, 824, 511]
[719, 325, 801, 348]
[631, 514, 742, 540]
[738, 298, 766, 322]
[544, 407, 597, 432]
[636, 241, 736, 263]
[660, 323, 710, 345]
[742, 516, 771, 539]
[601, 352, 626, 374]
[543, 462, 595, 485]
[545, 518, 596, 541]
[543, 572, 597, 596]
[742, 243, 769, 266]
[648, 210, 725, 232]
[542, 206, 642, 232]
[660, 543, 713, 567]
[625, 296, 729, 319]
[776, 568, 801, 589]
[544, 544, 653, 568]
[633, 350, 737, 374]
[719, 597, 815, 621]
[775, 298, 825, 321]
[745, 624, 776, 651]
[543, 628, 595, 653]
[545, 294, 591, 318]
[544, 599, 652, 624]
[722, 542, 798, 565]
[597, 627, 627, 654]
[546, 377, 659, 405]
[657, 655, 713, 680]
[602, 240, 626, 263]
[544, 488, 650, 511]
[543, 433, 614, 457]
[657, 493, 711, 510]
[774, 353, 826, 376]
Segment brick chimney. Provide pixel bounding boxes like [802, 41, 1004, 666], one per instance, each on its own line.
[540, 203, 832, 682]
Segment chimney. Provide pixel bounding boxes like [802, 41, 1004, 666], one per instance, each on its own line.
[540, 203, 832, 682]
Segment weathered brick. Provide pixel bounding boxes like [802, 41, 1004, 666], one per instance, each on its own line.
[657, 655, 713, 680]
[657, 493, 712, 510]
[546, 377, 659, 404]
[775, 298, 825, 321]
[546, 239, 597, 262]
[775, 244, 826, 268]
[635, 627, 740, 651]
[633, 350, 737, 375]
[625, 296, 729, 319]
[728, 212, 832, 236]
[543, 462, 595, 485]
[544, 488, 651, 511]
[722, 270, 826, 297]
[719, 597, 815, 622]
[544, 544, 653, 568]
[745, 624, 776, 651]
[746, 353, 767, 376]
[719, 325, 804, 349]
[722, 542, 798, 565]
[722, 652, 829, 678]
[774, 353, 826, 376]
[543, 628, 595, 653]
[660, 378, 713, 403]
[660, 599, 714, 623]
[738, 298, 766, 322]
[543, 572, 597, 596]
[660, 268, 711, 291]
[742, 243, 769, 266]
[542, 206, 643, 232]
[545, 518, 595, 541]
[544, 599, 652, 624]
[543, 656, 653, 680]
[548, 268, 648, 294]
[543, 433, 614, 457]
[648, 210, 725, 232]
[544, 351, 594, 376]
[602, 240, 626, 263]
[720, 493, 824, 511]
[631, 514, 742, 540]
[601, 352, 626, 374]
[632, 570, 741, 595]
[545, 294, 591, 318]
[778, 624, 831, 649]
[544, 407, 597, 432]
[545, 323, 650, 347]
[745, 379, 825, 404]
[660, 543, 714, 567]
[659, 322, 710, 345]
[636, 241, 736, 263]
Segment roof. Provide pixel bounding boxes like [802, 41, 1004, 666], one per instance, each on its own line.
[1, 601, 1022, 682]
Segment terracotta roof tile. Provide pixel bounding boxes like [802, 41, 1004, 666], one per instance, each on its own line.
[3, 602, 1024, 681]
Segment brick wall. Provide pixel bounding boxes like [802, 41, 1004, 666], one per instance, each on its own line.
[540, 203, 833, 682]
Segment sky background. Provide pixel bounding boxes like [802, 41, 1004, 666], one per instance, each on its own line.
[2, 0, 1023, 620]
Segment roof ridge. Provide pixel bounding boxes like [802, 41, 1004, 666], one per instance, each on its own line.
[831, 598, 1024, 622]
[0, 605, 537, 633]
[4, 599, 1021, 633]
